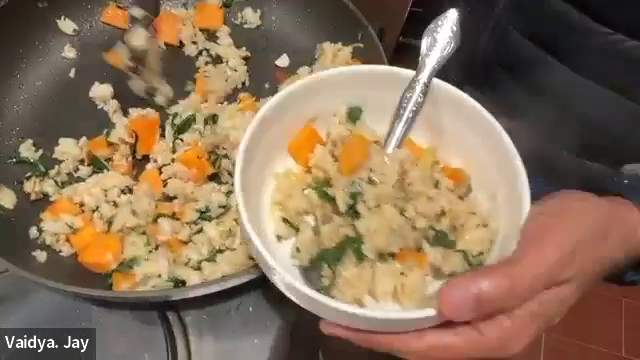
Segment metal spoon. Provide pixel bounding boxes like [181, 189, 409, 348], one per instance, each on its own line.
[302, 9, 462, 293]
[382, 8, 461, 154]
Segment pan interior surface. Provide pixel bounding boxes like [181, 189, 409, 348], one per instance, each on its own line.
[0, 0, 386, 300]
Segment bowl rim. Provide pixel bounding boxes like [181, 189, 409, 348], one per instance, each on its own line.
[235, 64, 531, 320]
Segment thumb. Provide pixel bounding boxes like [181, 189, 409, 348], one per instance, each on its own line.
[437, 254, 551, 322]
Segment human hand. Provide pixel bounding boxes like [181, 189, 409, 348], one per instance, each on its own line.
[320, 190, 640, 359]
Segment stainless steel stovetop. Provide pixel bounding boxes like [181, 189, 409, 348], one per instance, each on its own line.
[0, 264, 397, 360]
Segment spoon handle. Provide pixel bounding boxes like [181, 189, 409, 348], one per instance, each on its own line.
[383, 8, 461, 154]
[383, 76, 432, 154]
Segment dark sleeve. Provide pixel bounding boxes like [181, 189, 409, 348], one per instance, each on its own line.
[433, 0, 640, 285]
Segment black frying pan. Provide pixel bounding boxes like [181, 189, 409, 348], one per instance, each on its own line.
[0, 0, 386, 301]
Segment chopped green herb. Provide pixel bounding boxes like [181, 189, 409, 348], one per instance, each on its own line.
[425, 226, 456, 249]
[204, 114, 219, 126]
[433, 179, 441, 189]
[89, 155, 110, 173]
[309, 234, 366, 271]
[310, 179, 338, 208]
[8, 157, 47, 177]
[169, 277, 187, 288]
[295, 246, 301, 253]
[173, 114, 196, 137]
[208, 172, 222, 184]
[108, 257, 139, 284]
[196, 206, 214, 222]
[346, 106, 363, 124]
[208, 153, 232, 185]
[114, 257, 139, 272]
[282, 217, 300, 233]
[344, 189, 362, 220]
[203, 247, 230, 263]
[455, 249, 484, 269]
[197, 204, 231, 222]
[214, 205, 231, 219]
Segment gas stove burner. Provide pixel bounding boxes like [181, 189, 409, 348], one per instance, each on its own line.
[0, 272, 174, 360]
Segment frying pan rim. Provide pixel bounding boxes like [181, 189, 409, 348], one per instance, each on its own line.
[1, 0, 388, 301]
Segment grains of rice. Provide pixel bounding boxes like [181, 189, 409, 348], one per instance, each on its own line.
[0, 185, 17, 210]
[274, 53, 290, 68]
[233, 7, 262, 29]
[14, 4, 364, 291]
[271, 108, 495, 310]
[56, 16, 79, 36]
[61, 43, 78, 59]
[18, 139, 42, 160]
[31, 250, 48, 263]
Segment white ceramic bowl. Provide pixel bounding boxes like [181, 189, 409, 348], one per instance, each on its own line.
[235, 65, 531, 332]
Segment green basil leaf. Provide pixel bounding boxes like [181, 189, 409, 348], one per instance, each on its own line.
[347, 106, 363, 124]
[173, 114, 196, 137]
[425, 226, 456, 249]
[89, 155, 110, 172]
[8, 157, 47, 177]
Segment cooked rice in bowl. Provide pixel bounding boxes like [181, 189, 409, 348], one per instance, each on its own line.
[271, 106, 495, 310]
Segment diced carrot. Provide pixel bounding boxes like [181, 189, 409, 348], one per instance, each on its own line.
[146, 223, 159, 239]
[194, 72, 209, 99]
[176, 144, 215, 184]
[403, 137, 425, 160]
[139, 167, 163, 196]
[419, 146, 438, 168]
[237, 92, 258, 113]
[339, 133, 371, 176]
[101, 2, 130, 30]
[395, 250, 429, 268]
[88, 135, 113, 158]
[349, 59, 362, 65]
[103, 48, 127, 71]
[441, 165, 470, 186]
[111, 272, 137, 291]
[128, 113, 161, 157]
[69, 224, 98, 253]
[287, 123, 325, 169]
[112, 158, 133, 176]
[194, 3, 224, 30]
[154, 11, 182, 46]
[79, 213, 93, 226]
[44, 198, 83, 219]
[167, 238, 185, 254]
[77, 233, 123, 274]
